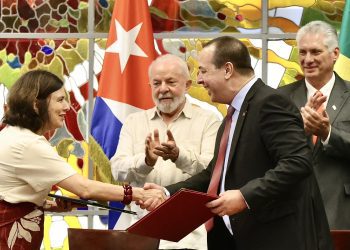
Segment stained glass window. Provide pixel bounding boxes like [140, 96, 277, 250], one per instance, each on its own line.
[0, 0, 88, 33]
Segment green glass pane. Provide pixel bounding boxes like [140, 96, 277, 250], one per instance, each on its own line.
[267, 39, 301, 88]
[95, 0, 113, 32]
[0, 0, 88, 33]
[268, 0, 344, 33]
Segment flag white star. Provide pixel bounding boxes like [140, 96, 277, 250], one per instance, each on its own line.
[106, 20, 147, 73]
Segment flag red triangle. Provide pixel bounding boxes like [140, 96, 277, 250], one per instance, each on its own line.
[98, 0, 157, 110]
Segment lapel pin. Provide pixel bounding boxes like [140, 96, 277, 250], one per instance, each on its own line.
[332, 105, 336, 110]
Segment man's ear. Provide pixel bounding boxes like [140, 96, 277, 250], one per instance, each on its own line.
[185, 79, 192, 90]
[224, 62, 234, 79]
[333, 47, 340, 63]
[33, 100, 39, 114]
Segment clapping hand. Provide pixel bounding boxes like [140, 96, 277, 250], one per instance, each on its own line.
[306, 91, 327, 111]
[145, 129, 160, 166]
[301, 92, 330, 140]
[154, 130, 179, 162]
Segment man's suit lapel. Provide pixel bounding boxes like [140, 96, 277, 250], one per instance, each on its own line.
[226, 79, 263, 167]
[326, 74, 350, 124]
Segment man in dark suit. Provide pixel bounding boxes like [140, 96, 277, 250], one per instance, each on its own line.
[279, 20, 350, 229]
[142, 36, 332, 250]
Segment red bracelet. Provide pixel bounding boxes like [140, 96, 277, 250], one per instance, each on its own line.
[122, 184, 132, 205]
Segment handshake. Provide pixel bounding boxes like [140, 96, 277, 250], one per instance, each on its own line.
[136, 183, 168, 211]
[45, 183, 167, 213]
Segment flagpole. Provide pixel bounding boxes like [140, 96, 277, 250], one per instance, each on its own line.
[87, 0, 95, 229]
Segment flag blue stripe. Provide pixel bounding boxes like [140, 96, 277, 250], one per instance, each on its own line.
[91, 97, 126, 228]
[91, 97, 122, 159]
[108, 201, 125, 228]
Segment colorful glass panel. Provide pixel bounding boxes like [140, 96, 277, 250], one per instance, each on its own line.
[96, 0, 345, 34]
[268, 0, 344, 34]
[0, 0, 88, 33]
[95, 0, 263, 33]
[267, 39, 301, 88]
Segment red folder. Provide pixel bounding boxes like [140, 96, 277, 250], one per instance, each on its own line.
[127, 188, 217, 242]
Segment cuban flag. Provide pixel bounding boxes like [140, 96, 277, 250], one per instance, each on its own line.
[91, 0, 157, 229]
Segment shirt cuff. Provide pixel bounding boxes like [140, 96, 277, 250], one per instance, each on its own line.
[173, 146, 187, 169]
[163, 187, 171, 197]
[240, 191, 250, 209]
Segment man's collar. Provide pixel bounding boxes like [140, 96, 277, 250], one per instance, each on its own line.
[305, 73, 335, 98]
[231, 75, 258, 112]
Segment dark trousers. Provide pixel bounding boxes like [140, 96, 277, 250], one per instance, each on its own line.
[207, 216, 236, 250]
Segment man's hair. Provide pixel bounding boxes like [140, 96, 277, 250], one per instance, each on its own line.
[148, 54, 191, 80]
[296, 20, 339, 52]
[3, 70, 64, 133]
[203, 36, 254, 75]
